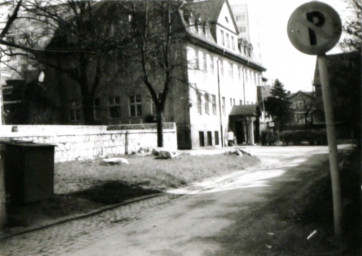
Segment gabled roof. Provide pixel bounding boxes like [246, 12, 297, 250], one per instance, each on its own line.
[184, 0, 239, 33]
[288, 91, 314, 99]
[229, 104, 260, 116]
[184, 0, 224, 23]
[180, 0, 266, 72]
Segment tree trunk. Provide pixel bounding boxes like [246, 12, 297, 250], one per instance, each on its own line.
[156, 110, 164, 147]
[82, 95, 96, 125]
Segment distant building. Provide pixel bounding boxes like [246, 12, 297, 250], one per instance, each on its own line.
[313, 51, 361, 139]
[229, 0, 262, 63]
[287, 91, 314, 126]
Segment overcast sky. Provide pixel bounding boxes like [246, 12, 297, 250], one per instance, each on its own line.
[230, 0, 351, 93]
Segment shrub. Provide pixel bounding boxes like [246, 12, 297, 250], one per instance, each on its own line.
[280, 130, 327, 145]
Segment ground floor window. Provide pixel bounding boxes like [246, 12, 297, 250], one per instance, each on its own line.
[199, 131, 205, 147]
[93, 98, 101, 120]
[129, 94, 142, 117]
[69, 99, 81, 121]
[109, 96, 121, 119]
[214, 131, 219, 145]
[207, 131, 212, 146]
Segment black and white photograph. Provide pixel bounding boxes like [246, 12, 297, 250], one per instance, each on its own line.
[0, 0, 360, 255]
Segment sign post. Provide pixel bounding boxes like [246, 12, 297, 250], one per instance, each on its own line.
[287, 1, 343, 238]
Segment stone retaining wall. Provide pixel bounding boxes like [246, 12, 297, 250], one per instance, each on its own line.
[0, 123, 177, 162]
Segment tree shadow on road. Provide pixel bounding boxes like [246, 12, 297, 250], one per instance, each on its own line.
[70, 180, 161, 204]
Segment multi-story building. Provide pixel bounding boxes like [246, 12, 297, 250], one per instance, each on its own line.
[4, 0, 266, 148]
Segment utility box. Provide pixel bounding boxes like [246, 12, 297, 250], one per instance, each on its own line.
[1, 141, 55, 205]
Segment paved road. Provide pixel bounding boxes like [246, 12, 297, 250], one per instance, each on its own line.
[69, 146, 344, 256]
[0, 145, 350, 256]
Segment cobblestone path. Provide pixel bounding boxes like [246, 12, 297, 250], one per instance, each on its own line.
[0, 194, 179, 256]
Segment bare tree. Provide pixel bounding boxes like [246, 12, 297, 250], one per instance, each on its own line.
[1, 0, 194, 145]
[1, 0, 135, 124]
[340, 0, 361, 51]
[126, 0, 188, 147]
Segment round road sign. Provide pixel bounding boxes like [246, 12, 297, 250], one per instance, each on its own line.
[287, 1, 342, 55]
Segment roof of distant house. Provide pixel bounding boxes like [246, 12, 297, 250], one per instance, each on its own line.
[288, 91, 314, 99]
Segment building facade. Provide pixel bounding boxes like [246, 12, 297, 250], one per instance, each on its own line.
[287, 91, 314, 126]
[313, 51, 360, 139]
[3, 0, 266, 149]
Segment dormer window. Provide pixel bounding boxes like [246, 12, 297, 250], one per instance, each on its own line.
[225, 16, 229, 23]
[197, 17, 202, 34]
[205, 21, 211, 37]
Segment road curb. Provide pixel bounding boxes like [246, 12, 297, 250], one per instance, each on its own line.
[0, 193, 169, 241]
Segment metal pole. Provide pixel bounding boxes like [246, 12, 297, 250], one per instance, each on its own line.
[216, 58, 225, 147]
[217, 58, 224, 147]
[317, 55, 342, 238]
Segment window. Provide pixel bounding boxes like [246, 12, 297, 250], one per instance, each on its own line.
[229, 62, 233, 78]
[109, 96, 121, 119]
[295, 114, 306, 124]
[239, 26, 246, 33]
[203, 52, 207, 71]
[222, 97, 226, 115]
[233, 98, 236, 105]
[212, 94, 216, 115]
[225, 16, 229, 23]
[230, 98, 233, 106]
[231, 35, 235, 50]
[220, 60, 224, 76]
[199, 131, 205, 147]
[93, 98, 101, 120]
[238, 66, 241, 81]
[187, 46, 195, 69]
[195, 49, 200, 69]
[290, 102, 296, 109]
[297, 100, 304, 110]
[207, 131, 212, 146]
[197, 91, 202, 115]
[69, 99, 81, 121]
[210, 55, 214, 73]
[226, 33, 230, 48]
[204, 93, 210, 115]
[214, 131, 219, 145]
[236, 15, 245, 21]
[199, 50, 204, 71]
[129, 94, 142, 117]
[150, 93, 162, 115]
[239, 100, 242, 105]
[221, 30, 225, 46]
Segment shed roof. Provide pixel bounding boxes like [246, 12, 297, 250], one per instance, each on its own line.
[229, 104, 260, 116]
